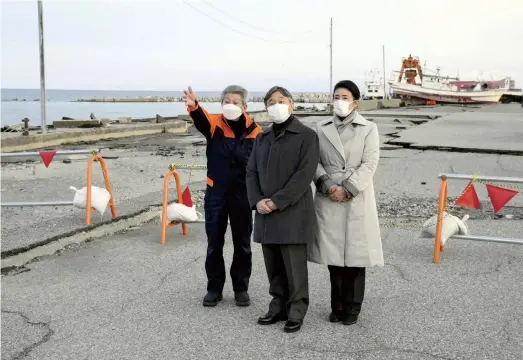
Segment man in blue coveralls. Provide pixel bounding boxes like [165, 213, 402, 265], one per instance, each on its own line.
[183, 85, 262, 307]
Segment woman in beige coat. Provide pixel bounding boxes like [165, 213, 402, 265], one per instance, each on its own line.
[308, 80, 383, 326]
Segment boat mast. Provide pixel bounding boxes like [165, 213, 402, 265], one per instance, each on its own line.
[382, 45, 386, 99]
[329, 17, 333, 94]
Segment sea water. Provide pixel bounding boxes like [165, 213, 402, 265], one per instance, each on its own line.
[0, 89, 269, 127]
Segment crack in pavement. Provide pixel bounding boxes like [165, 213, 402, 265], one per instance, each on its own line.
[110, 254, 205, 319]
[456, 255, 518, 276]
[2, 266, 31, 277]
[1, 309, 54, 360]
[496, 154, 506, 171]
[385, 262, 409, 281]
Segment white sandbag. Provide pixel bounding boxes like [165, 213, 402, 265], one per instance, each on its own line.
[70, 186, 111, 217]
[160, 203, 203, 223]
[420, 212, 469, 245]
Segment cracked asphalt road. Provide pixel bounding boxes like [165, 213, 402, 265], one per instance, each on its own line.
[2, 219, 523, 360]
[2, 104, 523, 359]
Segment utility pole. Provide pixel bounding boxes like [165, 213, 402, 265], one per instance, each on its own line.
[329, 18, 333, 92]
[38, 0, 47, 133]
[382, 45, 386, 100]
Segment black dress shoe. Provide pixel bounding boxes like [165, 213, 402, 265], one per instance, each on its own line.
[202, 292, 223, 307]
[234, 291, 251, 307]
[284, 319, 303, 333]
[329, 312, 343, 323]
[257, 312, 288, 325]
[342, 314, 358, 325]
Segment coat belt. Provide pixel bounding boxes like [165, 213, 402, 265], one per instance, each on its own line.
[324, 166, 356, 183]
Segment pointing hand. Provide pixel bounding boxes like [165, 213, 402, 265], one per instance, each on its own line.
[183, 86, 197, 107]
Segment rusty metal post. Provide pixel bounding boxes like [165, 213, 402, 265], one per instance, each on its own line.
[433, 175, 448, 264]
[22, 118, 30, 136]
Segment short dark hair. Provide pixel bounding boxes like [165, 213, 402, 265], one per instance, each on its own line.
[263, 86, 293, 106]
[333, 80, 361, 100]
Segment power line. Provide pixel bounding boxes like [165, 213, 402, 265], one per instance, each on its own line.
[182, 0, 322, 45]
[201, 0, 315, 37]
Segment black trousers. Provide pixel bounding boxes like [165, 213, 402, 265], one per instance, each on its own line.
[204, 186, 252, 293]
[328, 265, 366, 316]
[262, 244, 309, 321]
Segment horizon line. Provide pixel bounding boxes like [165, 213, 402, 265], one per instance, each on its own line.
[1, 87, 332, 93]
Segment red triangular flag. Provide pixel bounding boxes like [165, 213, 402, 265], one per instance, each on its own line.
[39, 151, 56, 168]
[454, 181, 481, 209]
[182, 186, 193, 207]
[486, 184, 518, 213]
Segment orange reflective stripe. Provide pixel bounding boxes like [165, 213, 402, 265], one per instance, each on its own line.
[206, 176, 214, 187]
[245, 124, 262, 139]
[214, 117, 235, 138]
[187, 104, 199, 112]
[207, 113, 222, 137]
[244, 113, 254, 128]
[200, 111, 259, 139]
[187, 104, 223, 137]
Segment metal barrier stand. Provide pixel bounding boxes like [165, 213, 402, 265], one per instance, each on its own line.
[159, 163, 210, 243]
[1, 149, 100, 158]
[1, 149, 117, 226]
[1, 201, 74, 207]
[160, 164, 188, 244]
[86, 153, 117, 225]
[433, 173, 523, 264]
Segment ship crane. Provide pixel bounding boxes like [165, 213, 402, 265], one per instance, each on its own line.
[398, 55, 423, 84]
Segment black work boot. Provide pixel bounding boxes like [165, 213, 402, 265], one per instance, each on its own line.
[234, 291, 251, 307]
[203, 292, 223, 307]
[284, 319, 303, 333]
[342, 314, 358, 325]
[257, 312, 287, 325]
[329, 311, 343, 323]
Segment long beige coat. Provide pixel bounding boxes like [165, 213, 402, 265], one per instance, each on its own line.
[308, 113, 384, 267]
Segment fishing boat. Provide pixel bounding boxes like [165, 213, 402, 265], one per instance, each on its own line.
[362, 69, 385, 100]
[387, 55, 514, 104]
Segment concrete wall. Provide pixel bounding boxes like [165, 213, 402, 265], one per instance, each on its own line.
[358, 100, 380, 111]
[1, 122, 187, 153]
[381, 99, 403, 108]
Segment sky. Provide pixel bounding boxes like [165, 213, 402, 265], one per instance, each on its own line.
[1, 0, 523, 92]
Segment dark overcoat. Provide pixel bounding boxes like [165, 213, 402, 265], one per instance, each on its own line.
[246, 116, 320, 245]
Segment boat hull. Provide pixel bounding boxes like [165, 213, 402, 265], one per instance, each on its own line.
[388, 83, 503, 104]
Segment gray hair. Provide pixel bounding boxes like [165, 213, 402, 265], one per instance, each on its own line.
[221, 85, 248, 105]
[263, 86, 293, 106]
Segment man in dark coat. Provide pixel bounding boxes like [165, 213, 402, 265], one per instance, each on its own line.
[246, 86, 320, 333]
[184, 85, 262, 308]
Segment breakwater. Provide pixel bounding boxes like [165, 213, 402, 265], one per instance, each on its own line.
[73, 93, 332, 104]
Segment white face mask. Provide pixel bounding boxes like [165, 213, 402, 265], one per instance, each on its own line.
[333, 100, 353, 117]
[222, 104, 243, 121]
[267, 104, 291, 124]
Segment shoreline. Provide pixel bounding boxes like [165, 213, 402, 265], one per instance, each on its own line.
[5, 93, 333, 104]
[73, 94, 333, 103]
